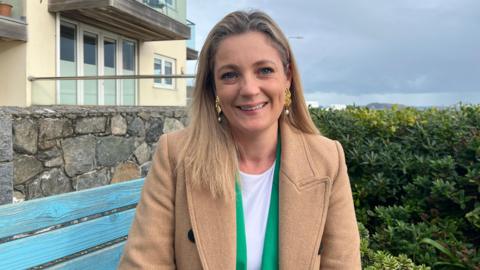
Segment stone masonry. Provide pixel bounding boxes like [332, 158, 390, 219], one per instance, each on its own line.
[0, 106, 187, 205]
[0, 113, 13, 204]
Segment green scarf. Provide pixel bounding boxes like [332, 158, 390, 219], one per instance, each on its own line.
[236, 139, 280, 270]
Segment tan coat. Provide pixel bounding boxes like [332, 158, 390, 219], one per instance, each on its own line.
[119, 122, 361, 269]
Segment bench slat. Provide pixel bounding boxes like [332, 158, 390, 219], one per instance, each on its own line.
[50, 241, 126, 270]
[0, 178, 144, 239]
[0, 208, 135, 269]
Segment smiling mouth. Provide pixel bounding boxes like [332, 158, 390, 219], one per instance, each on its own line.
[238, 102, 267, 111]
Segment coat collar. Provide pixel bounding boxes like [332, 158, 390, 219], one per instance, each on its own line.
[278, 121, 332, 269]
[186, 121, 331, 269]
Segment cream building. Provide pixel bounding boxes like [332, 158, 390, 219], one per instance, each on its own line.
[0, 0, 197, 107]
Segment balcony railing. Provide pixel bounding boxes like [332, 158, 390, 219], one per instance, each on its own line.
[186, 20, 196, 50]
[139, 0, 186, 24]
[49, 0, 189, 41]
[186, 20, 198, 60]
[29, 74, 196, 106]
[28, 74, 195, 82]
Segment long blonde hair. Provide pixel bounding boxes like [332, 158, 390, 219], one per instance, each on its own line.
[181, 10, 318, 199]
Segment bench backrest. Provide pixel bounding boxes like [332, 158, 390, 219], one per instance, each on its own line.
[0, 178, 145, 269]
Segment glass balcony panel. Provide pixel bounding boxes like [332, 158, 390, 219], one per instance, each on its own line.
[30, 74, 195, 106]
[0, 0, 27, 41]
[1, 0, 25, 21]
[139, 0, 186, 24]
[186, 20, 197, 60]
[187, 20, 195, 50]
[49, 0, 189, 41]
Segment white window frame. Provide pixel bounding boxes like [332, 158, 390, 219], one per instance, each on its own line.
[56, 16, 138, 105]
[153, 54, 176, 90]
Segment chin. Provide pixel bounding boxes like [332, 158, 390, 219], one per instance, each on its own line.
[234, 122, 276, 135]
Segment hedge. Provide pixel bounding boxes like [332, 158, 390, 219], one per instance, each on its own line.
[310, 105, 480, 269]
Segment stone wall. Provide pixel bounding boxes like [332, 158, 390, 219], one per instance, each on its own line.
[0, 113, 13, 204]
[0, 106, 187, 205]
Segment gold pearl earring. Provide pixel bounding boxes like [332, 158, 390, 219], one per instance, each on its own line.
[215, 96, 222, 122]
[284, 88, 292, 115]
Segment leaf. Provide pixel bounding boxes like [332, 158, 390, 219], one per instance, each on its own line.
[420, 238, 456, 262]
[432, 262, 468, 270]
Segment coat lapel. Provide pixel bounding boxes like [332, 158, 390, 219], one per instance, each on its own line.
[279, 122, 332, 270]
[185, 171, 236, 270]
[185, 121, 331, 270]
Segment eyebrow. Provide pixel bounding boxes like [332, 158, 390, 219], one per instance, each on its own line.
[216, 64, 238, 73]
[216, 60, 278, 74]
[254, 60, 277, 67]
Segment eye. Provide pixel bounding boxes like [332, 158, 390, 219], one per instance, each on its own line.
[258, 67, 274, 75]
[220, 71, 238, 81]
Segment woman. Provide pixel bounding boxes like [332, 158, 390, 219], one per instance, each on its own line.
[119, 10, 360, 269]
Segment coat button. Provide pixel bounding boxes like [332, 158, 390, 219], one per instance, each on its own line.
[188, 229, 195, 243]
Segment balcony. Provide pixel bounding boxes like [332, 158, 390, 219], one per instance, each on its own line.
[48, 0, 190, 41]
[0, 0, 27, 41]
[186, 20, 198, 60]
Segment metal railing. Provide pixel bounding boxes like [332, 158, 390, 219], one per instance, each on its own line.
[28, 74, 195, 81]
[29, 74, 196, 106]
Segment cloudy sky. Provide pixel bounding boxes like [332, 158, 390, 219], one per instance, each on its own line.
[186, 0, 479, 107]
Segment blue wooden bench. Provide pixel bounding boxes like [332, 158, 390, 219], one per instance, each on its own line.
[0, 178, 144, 269]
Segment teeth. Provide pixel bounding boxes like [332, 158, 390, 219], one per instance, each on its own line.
[240, 103, 265, 111]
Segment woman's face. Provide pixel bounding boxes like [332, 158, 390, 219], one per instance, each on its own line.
[214, 31, 291, 139]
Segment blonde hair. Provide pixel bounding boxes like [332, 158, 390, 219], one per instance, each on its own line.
[181, 10, 318, 199]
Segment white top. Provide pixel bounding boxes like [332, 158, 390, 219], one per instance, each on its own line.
[239, 161, 275, 270]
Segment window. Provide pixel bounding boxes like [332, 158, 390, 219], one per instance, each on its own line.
[104, 39, 117, 105]
[83, 32, 98, 105]
[154, 55, 176, 89]
[60, 23, 77, 105]
[60, 25, 76, 62]
[122, 40, 136, 105]
[58, 19, 137, 105]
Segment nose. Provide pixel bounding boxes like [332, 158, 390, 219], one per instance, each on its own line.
[239, 73, 260, 97]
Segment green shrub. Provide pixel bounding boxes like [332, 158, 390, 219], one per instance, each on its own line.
[311, 105, 480, 269]
[360, 222, 431, 269]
